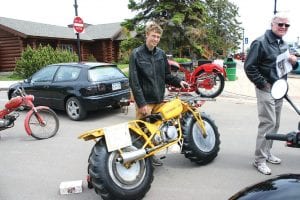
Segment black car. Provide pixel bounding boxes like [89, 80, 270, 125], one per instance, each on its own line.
[8, 62, 130, 120]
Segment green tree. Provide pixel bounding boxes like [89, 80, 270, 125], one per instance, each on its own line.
[121, 0, 242, 58]
[15, 45, 78, 78]
[204, 0, 243, 56]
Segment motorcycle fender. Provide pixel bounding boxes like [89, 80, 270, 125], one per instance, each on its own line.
[24, 106, 50, 135]
[193, 63, 226, 76]
[78, 128, 105, 141]
[189, 110, 207, 138]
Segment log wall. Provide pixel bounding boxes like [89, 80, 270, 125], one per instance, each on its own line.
[0, 29, 22, 71]
[0, 28, 120, 71]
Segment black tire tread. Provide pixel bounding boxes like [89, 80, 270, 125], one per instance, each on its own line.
[181, 112, 220, 165]
[88, 138, 154, 200]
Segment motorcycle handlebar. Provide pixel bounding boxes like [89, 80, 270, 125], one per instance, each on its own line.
[265, 133, 288, 141]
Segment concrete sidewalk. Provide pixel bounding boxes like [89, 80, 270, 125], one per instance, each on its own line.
[220, 60, 300, 103]
[0, 81, 19, 91]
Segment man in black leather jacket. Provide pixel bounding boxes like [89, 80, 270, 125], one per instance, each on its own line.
[129, 21, 188, 166]
[129, 21, 188, 119]
[244, 13, 298, 175]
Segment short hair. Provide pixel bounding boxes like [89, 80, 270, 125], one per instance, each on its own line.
[271, 12, 290, 23]
[145, 21, 163, 35]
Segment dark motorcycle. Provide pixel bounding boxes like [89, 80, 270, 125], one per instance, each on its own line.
[229, 79, 300, 200]
[265, 79, 300, 147]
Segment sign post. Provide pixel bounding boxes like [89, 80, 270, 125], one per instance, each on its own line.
[73, 0, 82, 62]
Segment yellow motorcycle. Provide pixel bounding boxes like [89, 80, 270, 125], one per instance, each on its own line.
[79, 94, 220, 200]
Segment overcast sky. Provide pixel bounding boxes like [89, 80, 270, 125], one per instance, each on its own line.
[1, 0, 299, 51]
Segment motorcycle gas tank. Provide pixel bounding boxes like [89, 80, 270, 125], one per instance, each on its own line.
[156, 99, 183, 120]
[229, 174, 300, 200]
[5, 96, 22, 110]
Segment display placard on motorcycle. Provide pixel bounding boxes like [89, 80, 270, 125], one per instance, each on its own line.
[103, 123, 132, 152]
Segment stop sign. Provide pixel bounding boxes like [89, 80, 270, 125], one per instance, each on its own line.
[73, 16, 84, 33]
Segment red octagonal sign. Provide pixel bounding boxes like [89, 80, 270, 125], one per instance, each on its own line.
[73, 16, 84, 33]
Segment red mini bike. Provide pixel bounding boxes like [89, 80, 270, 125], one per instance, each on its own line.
[167, 60, 226, 98]
[0, 87, 59, 140]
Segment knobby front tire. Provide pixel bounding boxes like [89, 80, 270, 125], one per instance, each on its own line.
[181, 112, 220, 165]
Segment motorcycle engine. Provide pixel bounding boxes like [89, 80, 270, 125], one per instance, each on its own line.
[151, 122, 178, 145]
[161, 122, 178, 142]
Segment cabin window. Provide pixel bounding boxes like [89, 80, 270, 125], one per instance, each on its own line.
[61, 44, 74, 52]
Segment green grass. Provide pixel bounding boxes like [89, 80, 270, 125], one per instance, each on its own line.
[117, 64, 128, 70]
[0, 73, 22, 81]
[118, 64, 129, 77]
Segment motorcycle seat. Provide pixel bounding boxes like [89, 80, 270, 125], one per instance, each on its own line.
[141, 113, 162, 123]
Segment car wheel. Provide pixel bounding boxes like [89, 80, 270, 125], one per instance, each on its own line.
[66, 97, 87, 121]
[9, 89, 19, 99]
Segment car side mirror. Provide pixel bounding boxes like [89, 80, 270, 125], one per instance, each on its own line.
[24, 78, 32, 83]
[271, 79, 288, 100]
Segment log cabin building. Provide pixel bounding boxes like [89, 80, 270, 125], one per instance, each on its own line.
[0, 17, 125, 72]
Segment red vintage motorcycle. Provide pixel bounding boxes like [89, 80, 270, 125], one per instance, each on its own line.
[0, 86, 59, 140]
[167, 59, 226, 98]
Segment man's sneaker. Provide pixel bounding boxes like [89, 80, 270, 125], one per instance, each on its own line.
[266, 154, 281, 164]
[152, 155, 163, 166]
[253, 161, 271, 175]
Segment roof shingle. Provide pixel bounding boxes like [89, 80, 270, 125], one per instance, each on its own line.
[0, 16, 122, 41]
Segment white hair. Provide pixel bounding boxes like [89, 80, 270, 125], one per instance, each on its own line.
[271, 12, 290, 23]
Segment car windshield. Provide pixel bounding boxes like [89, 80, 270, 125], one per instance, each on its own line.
[88, 66, 126, 81]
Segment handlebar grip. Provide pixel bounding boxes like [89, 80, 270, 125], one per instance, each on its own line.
[265, 133, 288, 141]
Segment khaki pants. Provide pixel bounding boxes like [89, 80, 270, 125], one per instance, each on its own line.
[254, 87, 283, 163]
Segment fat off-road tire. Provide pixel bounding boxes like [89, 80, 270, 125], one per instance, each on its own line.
[88, 136, 154, 200]
[181, 112, 220, 165]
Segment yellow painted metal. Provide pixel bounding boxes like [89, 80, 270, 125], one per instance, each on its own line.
[78, 128, 104, 141]
[155, 99, 183, 120]
[79, 96, 208, 160]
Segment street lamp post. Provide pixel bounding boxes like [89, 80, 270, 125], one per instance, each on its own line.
[274, 0, 277, 15]
[74, 0, 82, 62]
[242, 28, 245, 54]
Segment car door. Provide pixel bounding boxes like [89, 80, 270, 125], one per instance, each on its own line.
[26, 65, 59, 105]
[48, 65, 82, 109]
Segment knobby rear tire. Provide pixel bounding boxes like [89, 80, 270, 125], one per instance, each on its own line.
[88, 136, 154, 200]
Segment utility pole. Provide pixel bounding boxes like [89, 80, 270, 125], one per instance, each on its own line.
[274, 0, 277, 15]
[242, 28, 245, 54]
[74, 0, 81, 62]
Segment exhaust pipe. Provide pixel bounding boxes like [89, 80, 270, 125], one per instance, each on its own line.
[117, 149, 147, 163]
